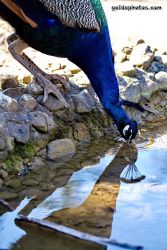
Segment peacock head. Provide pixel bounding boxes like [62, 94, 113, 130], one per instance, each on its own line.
[118, 119, 138, 142]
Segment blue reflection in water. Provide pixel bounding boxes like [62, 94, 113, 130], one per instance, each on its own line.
[109, 147, 167, 250]
[0, 198, 31, 250]
[28, 154, 114, 219]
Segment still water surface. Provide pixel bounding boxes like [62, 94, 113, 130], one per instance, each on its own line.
[0, 125, 167, 250]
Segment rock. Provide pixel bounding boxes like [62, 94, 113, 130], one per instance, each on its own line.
[154, 54, 167, 65]
[3, 87, 27, 99]
[42, 95, 65, 112]
[29, 111, 48, 132]
[139, 78, 159, 99]
[1, 163, 7, 170]
[0, 92, 18, 111]
[1, 77, 18, 90]
[0, 178, 3, 189]
[155, 71, 167, 90]
[6, 137, 15, 152]
[7, 122, 30, 144]
[23, 178, 39, 187]
[31, 157, 45, 169]
[130, 44, 155, 70]
[54, 96, 76, 122]
[122, 47, 133, 56]
[0, 137, 6, 150]
[27, 81, 43, 95]
[47, 139, 76, 160]
[136, 39, 145, 45]
[0, 169, 8, 179]
[0, 191, 18, 200]
[72, 90, 94, 113]
[73, 123, 91, 142]
[19, 94, 37, 110]
[120, 80, 141, 103]
[116, 62, 136, 77]
[5, 179, 21, 189]
[45, 114, 57, 133]
[149, 61, 166, 73]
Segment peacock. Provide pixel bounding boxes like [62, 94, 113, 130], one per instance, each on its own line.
[0, 0, 138, 141]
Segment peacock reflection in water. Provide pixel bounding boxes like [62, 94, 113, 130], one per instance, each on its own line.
[0, 142, 144, 250]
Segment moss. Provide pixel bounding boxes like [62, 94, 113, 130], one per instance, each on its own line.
[5, 155, 22, 173]
[5, 143, 36, 173]
[15, 143, 36, 160]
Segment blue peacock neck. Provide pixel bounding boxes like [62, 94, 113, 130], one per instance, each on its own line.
[69, 25, 130, 129]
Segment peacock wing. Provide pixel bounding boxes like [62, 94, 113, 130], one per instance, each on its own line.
[38, 0, 100, 31]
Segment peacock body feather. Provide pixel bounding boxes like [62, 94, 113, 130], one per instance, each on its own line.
[0, 0, 138, 140]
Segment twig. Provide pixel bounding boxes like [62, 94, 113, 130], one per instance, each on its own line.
[0, 199, 142, 250]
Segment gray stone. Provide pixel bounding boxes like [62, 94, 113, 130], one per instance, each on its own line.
[130, 44, 155, 70]
[29, 111, 48, 132]
[139, 78, 159, 99]
[0, 169, 8, 179]
[43, 95, 65, 112]
[73, 123, 91, 142]
[3, 87, 27, 99]
[0, 92, 18, 111]
[47, 139, 76, 160]
[150, 61, 166, 73]
[7, 122, 30, 144]
[0, 191, 18, 200]
[27, 81, 43, 95]
[31, 157, 45, 169]
[120, 80, 141, 103]
[23, 178, 39, 187]
[45, 115, 57, 134]
[5, 179, 21, 189]
[19, 94, 37, 110]
[6, 137, 15, 152]
[155, 71, 167, 90]
[72, 90, 94, 113]
[0, 137, 6, 150]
